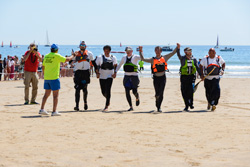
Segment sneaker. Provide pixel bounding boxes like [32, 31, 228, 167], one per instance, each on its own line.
[127, 107, 134, 111]
[39, 109, 49, 115]
[24, 101, 29, 105]
[152, 110, 162, 114]
[30, 101, 39, 105]
[183, 107, 189, 112]
[211, 105, 216, 112]
[207, 103, 211, 110]
[136, 99, 140, 106]
[74, 107, 79, 111]
[84, 103, 88, 110]
[102, 107, 109, 113]
[51, 111, 61, 116]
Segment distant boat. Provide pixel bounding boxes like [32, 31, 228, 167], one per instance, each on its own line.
[214, 35, 219, 48]
[220, 47, 234, 51]
[14, 45, 20, 48]
[120, 42, 122, 47]
[10, 41, 12, 47]
[44, 30, 50, 47]
[162, 45, 173, 51]
[1, 41, 3, 47]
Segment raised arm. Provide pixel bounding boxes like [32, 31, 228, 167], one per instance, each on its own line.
[138, 46, 153, 63]
[176, 43, 182, 61]
[23, 51, 32, 61]
[163, 44, 179, 62]
[23, 49, 42, 62]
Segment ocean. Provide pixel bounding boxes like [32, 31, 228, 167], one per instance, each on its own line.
[0, 45, 250, 78]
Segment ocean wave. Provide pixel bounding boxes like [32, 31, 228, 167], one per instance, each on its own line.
[225, 66, 250, 70]
[140, 65, 250, 71]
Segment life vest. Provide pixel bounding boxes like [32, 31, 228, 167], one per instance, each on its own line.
[180, 59, 196, 75]
[76, 50, 89, 63]
[205, 55, 221, 75]
[101, 55, 114, 70]
[123, 56, 138, 72]
[151, 56, 167, 73]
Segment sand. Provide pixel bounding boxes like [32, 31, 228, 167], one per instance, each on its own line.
[0, 77, 250, 167]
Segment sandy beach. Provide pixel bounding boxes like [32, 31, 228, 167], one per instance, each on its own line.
[0, 77, 250, 167]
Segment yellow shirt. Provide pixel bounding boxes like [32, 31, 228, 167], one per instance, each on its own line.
[43, 52, 66, 80]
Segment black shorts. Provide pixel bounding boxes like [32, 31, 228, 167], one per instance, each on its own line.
[123, 75, 140, 89]
[74, 70, 90, 89]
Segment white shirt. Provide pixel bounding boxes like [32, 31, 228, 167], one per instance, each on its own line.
[200, 55, 225, 80]
[96, 54, 117, 79]
[116, 54, 141, 76]
[9, 60, 15, 66]
[73, 50, 94, 71]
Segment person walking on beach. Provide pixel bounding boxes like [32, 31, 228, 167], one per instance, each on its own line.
[6, 56, 11, 80]
[0, 60, 3, 81]
[199, 48, 225, 111]
[115, 46, 141, 111]
[0, 54, 3, 81]
[3, 57, 8, 81]
[23, 43, 42, 105]
[139, 44, 178, 113]
[95, 45, 117, 112]
[9, 56, 15, 80]
[73, 41, 96, 111]
[39, 44, 75, 116]
[177, 46, 201, 111]
[138, 60, 144, 71]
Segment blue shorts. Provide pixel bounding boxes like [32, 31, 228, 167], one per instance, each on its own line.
[44, 79, 60, 91]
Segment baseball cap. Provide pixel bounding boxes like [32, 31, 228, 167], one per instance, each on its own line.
[51, 44, 59, 50]
[184, 47, 192, 52]
[125, 46, 133, 51]
[79, 41, 86, 46]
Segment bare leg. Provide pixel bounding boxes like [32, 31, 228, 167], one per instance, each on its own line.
[52, 90, 59, 112]
[41, 89, 51, 110]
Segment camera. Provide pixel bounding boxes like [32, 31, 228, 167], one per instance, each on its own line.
[33, 48, 38, 51]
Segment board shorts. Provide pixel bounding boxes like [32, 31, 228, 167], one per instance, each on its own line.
[44, 79, 60, 91]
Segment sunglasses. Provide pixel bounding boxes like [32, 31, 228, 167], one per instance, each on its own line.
[80, 44, 86, 47]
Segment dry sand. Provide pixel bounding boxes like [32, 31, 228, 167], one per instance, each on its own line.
[0, 77, 250, 167]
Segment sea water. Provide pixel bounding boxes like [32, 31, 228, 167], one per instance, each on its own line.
[0, 45, 249, 78]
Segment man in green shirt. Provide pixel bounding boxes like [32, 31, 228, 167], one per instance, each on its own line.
[39, 44, 75, 116]
[138, 60, 144, 71]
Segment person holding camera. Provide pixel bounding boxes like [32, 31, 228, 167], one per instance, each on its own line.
[23, 43, 42, 105]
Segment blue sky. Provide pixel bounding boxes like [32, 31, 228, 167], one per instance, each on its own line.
[0, 0, 250, 45]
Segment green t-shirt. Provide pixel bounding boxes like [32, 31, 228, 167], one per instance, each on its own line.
[43, 52, 66, 80]
[139, 60, 144, 67]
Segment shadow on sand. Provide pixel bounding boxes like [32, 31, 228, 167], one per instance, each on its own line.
[5, 104, 24, 107]
[21, 115, 49, 118]
[15, 86, 25, 88]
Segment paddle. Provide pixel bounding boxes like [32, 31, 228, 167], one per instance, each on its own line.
[193, 67, 216, 93]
